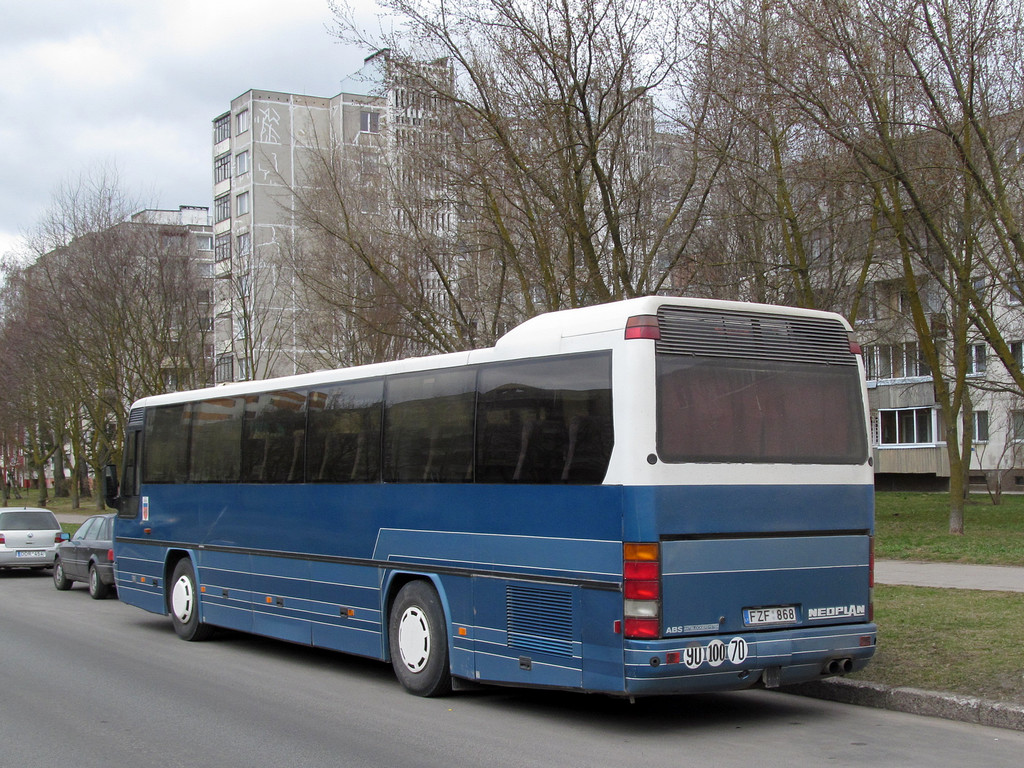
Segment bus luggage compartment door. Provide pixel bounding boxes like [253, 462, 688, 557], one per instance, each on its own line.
[659, 533, 871, 637]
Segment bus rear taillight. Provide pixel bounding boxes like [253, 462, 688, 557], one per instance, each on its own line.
[623, 542, 661, 639]
[625, 315, 660, 340]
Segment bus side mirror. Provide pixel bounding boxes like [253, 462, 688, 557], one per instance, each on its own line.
[103, 464, 121, 511]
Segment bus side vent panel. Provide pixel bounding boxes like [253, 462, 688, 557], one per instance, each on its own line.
[657, 306, 855, 366]
[506, 585, 574, 658]
[127, 408, 146, 427]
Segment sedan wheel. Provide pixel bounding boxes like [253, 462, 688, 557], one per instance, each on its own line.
[52, 557, 72, 591]
[88, 564, 111, 599]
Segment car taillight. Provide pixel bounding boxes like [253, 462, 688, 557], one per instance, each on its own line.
[623, 542, 660, 639]
[0, 533, 5, 545]
[54, 532, 64, 543]
[107, 549, 115, 562]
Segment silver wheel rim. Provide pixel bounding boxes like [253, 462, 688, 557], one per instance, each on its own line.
[171, 574, 195, 623]
[54, 562, 63, 583]
[397, 606, 430, 673]
[90, 568, 97, 592]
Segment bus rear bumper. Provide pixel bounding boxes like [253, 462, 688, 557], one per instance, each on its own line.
[623, 622, 877, 696]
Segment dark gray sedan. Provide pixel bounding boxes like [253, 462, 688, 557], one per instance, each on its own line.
[53, 513, 116, 599]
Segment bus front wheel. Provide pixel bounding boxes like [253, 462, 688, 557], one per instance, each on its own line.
[388, 581, 452, 697]
[169, 559, 214, 641]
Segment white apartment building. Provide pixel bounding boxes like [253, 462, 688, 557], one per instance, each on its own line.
[211, 51, 410, 382]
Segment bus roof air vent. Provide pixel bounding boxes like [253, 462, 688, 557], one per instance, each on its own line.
[656, 306, 856, 366]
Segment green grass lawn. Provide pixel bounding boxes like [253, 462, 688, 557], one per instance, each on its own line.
[850, 585, 1024, 705]
[874, 492, 1024, 565]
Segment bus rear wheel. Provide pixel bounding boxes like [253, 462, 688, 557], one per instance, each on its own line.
[169, 558, 214, 641]
[388, 581, 452, 697]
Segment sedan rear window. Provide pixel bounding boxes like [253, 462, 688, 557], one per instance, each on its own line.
[0, 510, 60, 530]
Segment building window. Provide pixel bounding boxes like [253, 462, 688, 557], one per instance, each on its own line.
[214, 114, 230, 143]
[235, 150, 249, 176]
[215, 353, 234, 384]
[214, 194, 230, 223]
[360, 110, 380, 133]
[972, 411, 989, 442]
[214, 233, 231, 262]
[236, 109, 250, 135]
[1012, 341, 1023, 370]
[865, 343, 930, 380]
[236, 232, 251, 257]
[1008, 280, 1022, 306]
[214, 152, 231, 184]
[196, 234, 213, 251]
[1012, 411, 1024, 442]
[967, 343, 986, 376]
[879, 407, 934, 445]
[236, 191, 249, 216]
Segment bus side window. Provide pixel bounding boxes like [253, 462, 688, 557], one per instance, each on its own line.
[122, 429, 140, 496]
[143, 404, 191, 483]
[476, 353, 613, 484]
[307, 379, 383, 483]
[384, 370, 475, 483]
[189, 398, 244, 483]
[241, 390, 307, 483]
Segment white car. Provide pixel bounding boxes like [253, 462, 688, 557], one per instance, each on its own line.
[0, 508, 64, 570]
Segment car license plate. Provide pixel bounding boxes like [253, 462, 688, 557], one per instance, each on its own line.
[743, 606, 798, 626]
[16, 550, 47, 559]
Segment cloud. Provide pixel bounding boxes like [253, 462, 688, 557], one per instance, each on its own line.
[0, 0, 379, 258]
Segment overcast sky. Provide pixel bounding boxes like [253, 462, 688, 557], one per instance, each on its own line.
[0, 0, 383, 259]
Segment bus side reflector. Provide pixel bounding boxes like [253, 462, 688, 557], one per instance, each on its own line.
[625, 315, 660, 340]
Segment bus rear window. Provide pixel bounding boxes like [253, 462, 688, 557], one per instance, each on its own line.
[656, 356, 867, 464]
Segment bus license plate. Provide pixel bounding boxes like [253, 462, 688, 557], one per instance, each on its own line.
[743, 606, 798, 626]
[16, 550, 47, 558]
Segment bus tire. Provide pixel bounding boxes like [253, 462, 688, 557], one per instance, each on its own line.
[169, 558, 214, 641]
[388, 581, 452, 697]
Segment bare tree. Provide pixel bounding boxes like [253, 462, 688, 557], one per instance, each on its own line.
[729, 0, 1024, 532]
[305, 0, 721, 356]
[1, 167, 213, 506]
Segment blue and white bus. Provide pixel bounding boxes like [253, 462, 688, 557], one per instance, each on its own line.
[110, 297, 876, 697]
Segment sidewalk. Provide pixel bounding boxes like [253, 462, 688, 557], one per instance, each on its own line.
[875, 558, 1024, 592]
[788, 558, 1024, 731]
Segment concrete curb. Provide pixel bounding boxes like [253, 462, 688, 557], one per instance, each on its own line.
[781, 678, 1024, 732]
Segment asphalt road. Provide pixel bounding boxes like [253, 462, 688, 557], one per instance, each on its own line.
[3, 568, 1024, 768]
